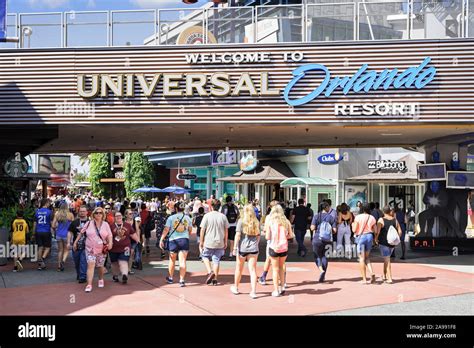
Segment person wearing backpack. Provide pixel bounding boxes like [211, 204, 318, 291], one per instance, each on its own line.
[375, 205, 402, 284]
[352, 203, 377, 284]
[220, 195, 240, 259]
[265, 204, 293, 297]
[310, 202, 337, 283]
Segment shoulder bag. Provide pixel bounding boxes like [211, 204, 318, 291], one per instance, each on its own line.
[163, 214, 185, 251]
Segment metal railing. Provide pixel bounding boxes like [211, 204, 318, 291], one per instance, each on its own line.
[1, 1, 472, 49]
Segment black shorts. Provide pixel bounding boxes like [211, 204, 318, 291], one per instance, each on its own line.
[269, 248, 288, 258]
[141, 228, 151, 239]
[109, 251, 130, 263]
[228, 226, 237, 241]
[239, 251, 258, 258]
[36, 232, 52, 248]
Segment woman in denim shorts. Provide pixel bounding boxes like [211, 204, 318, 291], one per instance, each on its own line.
[376, 206, 402, 284]
[352, 203, 377, 284]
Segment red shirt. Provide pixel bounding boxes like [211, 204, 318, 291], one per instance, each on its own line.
[106, 213, 115, 225]
[109, 222, 135, 253]
[140, 209, 150, 226]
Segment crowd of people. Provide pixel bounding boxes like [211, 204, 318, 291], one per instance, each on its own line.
[7, 192, 409, 297]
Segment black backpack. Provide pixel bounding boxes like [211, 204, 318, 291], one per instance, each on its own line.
[144, 212, 155, 234]
[225, 204, 238, 224]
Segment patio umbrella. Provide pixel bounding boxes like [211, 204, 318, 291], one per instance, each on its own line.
[133, 186, 162, 193]
[160, 185, 190, 194]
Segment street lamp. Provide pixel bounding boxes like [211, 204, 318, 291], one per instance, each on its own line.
[22, 26, 33, 48]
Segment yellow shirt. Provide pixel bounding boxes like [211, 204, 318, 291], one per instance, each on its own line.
[12, 218, 29, 245]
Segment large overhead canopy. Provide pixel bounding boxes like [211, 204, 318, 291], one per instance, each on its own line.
[0, 39, 472, 154]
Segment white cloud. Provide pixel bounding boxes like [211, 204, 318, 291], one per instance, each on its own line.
[27, 0, 70, 9]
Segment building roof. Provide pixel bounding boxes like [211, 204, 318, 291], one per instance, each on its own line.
[217, 160, 295, 184]
[281, 177, 336, 187]
[347, 154, 421, 183]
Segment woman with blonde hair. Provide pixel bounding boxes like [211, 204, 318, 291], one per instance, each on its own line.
[265, 204, 293, 297]
[74, 206, 113, 292]
[230, 204, 261, 299]
[52, 202, 74, 271]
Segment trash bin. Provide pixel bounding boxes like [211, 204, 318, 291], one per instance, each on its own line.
[0, 227, 8, 265]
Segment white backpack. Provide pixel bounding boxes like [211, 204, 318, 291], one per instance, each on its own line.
[387, 224, 400, 246]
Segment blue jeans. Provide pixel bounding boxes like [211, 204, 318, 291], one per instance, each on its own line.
[72, 249, 87, 281]
[312, 235, 330, 273]
[294, 228, 307, 254]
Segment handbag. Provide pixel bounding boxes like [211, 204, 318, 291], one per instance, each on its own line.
[93, 221, 109, 254]
[163, 214, 185, 251]
[77, 221, 90, 250]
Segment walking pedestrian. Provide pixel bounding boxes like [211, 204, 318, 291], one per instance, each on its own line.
[375, 205, 402, 284]
[393, 205, 407, 259]
[290, 198, 312, 257]
[258, 200, 279, 285]
[336, 203, 353, 256]
[231, 204, 260, 298]
[159, 202, 192, 287]
[11, 210, 29, 272]
[34, 199, 53, 270]
[265, 205, 293, 297]
[52, 202, 74, 272]
[200, 199, 228, 286]
[109, 211, 139, 284]
[220, 195, 239, 259]
[352, 203, 377, 284]
[69, 206, 89, 283]
[310, 201, 337, 283]
[74, 207, 113, 292]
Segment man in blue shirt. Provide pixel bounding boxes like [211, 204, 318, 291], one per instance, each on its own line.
[34, 199, 53, 270]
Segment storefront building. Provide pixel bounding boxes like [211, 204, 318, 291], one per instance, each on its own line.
[0, 2, 473, 249]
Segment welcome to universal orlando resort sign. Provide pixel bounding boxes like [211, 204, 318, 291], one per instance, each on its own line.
[77, 51, 436, 118]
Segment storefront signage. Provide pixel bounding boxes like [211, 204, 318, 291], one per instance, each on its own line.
[3, 152, 28, 178]
[318, 153, 343, 165]
[77, 55, 436, 110]
[211, 150, 237, 165]
[176, 173, 197, 180]
[284, 57, 436, 106]
[335, 103, 419, 116]
[368, 160, 407, 172]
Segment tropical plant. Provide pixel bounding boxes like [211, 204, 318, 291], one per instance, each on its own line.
[0, 181, 19, 208]
[124, 152, 154, 199]
[88, 153, 112, 197]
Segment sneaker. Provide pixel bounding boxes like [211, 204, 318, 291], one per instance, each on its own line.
[279, 286, 286, 295]
[128, 270, 135, 275]
[165, 276, 173, 284]
[78, 279, 87, 284]
[122, 274, 128, 284]
[15, 260, 23, 271]
[13, 266, 18, 272]
[98, 279, 105, 288]
[258, 276, 266, 285]
[112, 275, 119, 283]
[179, 280, 185, 287]
[271, 290, 280, 297]
[249, 292, 257, 299]
[211, 279, 218, 286]
[85, 285, 92, 292]
[318, 271, 326, 283]
[206, 272, 215, 285]
[60, 261, 65, 272]
[230, 286, 239, 295]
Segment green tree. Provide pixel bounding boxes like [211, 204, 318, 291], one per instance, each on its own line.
[124, 152, 154, 199]
[88, 153, 112, 197]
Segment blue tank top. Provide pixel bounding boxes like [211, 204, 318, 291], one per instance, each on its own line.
[56, 220, 71, 239]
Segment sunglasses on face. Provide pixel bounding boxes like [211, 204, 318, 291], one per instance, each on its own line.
[94, 212, 104, 215]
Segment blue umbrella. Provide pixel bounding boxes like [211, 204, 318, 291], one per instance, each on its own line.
[133, 186, 162, 193]
[161, 185, 190, 194]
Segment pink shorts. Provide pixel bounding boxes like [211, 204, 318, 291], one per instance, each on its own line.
[86, 252, 106, 268]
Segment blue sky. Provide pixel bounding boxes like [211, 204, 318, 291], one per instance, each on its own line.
[7, 0, 210, 13]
